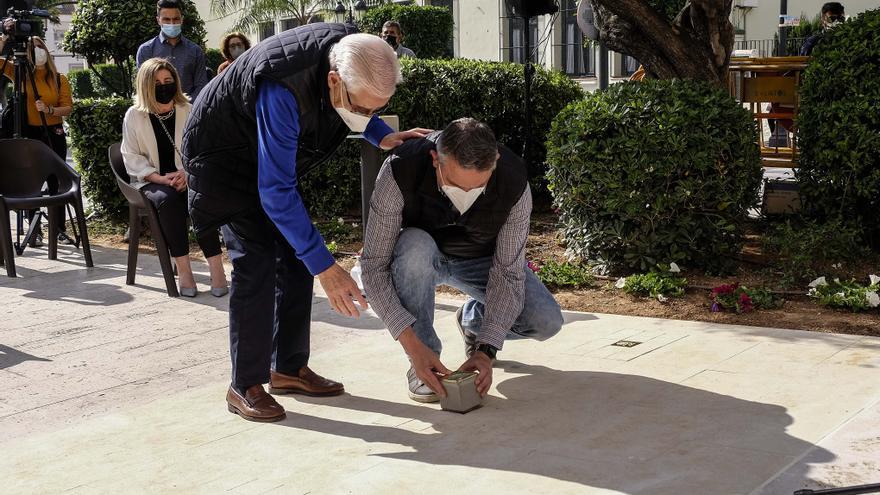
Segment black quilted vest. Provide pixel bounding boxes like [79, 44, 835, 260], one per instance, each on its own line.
[182, 22, 358, 233]
[390, 132, 529, 259]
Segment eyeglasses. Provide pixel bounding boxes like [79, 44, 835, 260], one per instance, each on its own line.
[339, 79, 387, 116]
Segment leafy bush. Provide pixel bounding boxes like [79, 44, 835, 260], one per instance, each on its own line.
[622, 270, 688, 300]
[67, 69, 96, 99]
[762, 219, 869, 288]
[205, 48, 224, 78]
[796, 9, 880, 248]
[358, 4, 454, 59]
[68, 97, 131, 222]
[90, 63, 135, 98]
[808, 277, 880, 312]
[547, 79, 762, 272]
[533, 260, 594, 289]
[303, 58, 582, 219]
[710, 284, 780, 313]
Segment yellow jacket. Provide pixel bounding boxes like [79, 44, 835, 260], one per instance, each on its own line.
[2, 62, 72, 126]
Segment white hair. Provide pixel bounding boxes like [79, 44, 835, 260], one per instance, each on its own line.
[329, 33, 402, 99]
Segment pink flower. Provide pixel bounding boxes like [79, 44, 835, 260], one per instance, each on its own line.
[527, 261, 540, 273]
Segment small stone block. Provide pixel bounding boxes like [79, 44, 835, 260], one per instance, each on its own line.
[440, 371, 483, 413]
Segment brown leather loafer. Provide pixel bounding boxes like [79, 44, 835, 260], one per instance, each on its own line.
[226, 384, 286, 422]
[269, 366, 344, 397]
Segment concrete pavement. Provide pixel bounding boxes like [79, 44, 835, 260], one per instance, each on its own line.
[1, 243, 878, 494]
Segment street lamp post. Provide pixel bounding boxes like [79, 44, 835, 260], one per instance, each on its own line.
[334, 0, 367, 24]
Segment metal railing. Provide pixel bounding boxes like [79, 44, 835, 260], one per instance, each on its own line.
[735, 37, 808, 57]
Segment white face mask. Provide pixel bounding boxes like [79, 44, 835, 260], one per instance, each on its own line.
[437, 163, 486, 215]
[332, 78, 373, 133]
[34, 47, 48, 66]
[229, 46, 245, 59]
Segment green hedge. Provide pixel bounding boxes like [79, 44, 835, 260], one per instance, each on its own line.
[67, 69, 96, 99]
[73, 59, 582, 223]
[205, 48, 224, 78]
[68, 97, 131, 222]
[358, 4, 453, 59]
[796, 8, 880, 249]
[301, 58, 583, 218]
[90, 63, 135, 98]
[546, 79, 762, 273]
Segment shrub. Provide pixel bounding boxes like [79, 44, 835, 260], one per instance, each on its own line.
[68, 97, 131, 222]
[710, 284, 780, 313]
[533, 260, 594, 289]
[796, 9, 880, 248]
[621, 270, 688, 300]
[90, 63, 134, 98]
[205, 48, 225, 78]
[808, 277, 880, 312]
[762, 218, 869, 288]
[547, 79, 762, 272]
[358, 4, 454, 59]
[67, 69, 96, 99]
[303, 58, 582, 219]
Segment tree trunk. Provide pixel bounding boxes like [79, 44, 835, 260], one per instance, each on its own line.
[589, 0, 735, 85]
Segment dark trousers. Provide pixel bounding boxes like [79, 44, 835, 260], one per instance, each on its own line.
[25, 124, 67, 159]
[141, 183, 222, 258]
[221, 209, 314, 391]
[24, 124, 67, 234]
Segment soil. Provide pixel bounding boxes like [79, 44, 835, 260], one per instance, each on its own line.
[87, 214, 880, 338]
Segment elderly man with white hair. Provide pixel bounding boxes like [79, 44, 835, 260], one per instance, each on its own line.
[183, 23, 429, 422]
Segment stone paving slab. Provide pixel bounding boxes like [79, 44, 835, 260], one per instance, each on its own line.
[1, 243, 879, 494]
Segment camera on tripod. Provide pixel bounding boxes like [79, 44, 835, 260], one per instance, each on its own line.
[1, 0, 49, 46]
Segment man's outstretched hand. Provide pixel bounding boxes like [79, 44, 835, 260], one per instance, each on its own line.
[458, 351, 493, 397]
[379, 128, 433, 150]
[399, 327, 451, 397]
[316, 263, 368, 318]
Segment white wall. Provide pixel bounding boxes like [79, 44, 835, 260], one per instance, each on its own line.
[738, 0, 880, 41]
[455, 0, 502, 61]
[193, 0, 241, 50]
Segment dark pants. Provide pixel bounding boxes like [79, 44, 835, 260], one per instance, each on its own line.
[141, 183, 222, 258]
[24, 124, 67, 235]
[25, 124, 66, 159]
[221, 209, 314, 391]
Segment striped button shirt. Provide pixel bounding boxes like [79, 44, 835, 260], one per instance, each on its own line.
[360, 161, 532, 350]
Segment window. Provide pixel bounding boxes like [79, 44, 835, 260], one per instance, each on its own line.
[281, 18, 300, 32]
[68, 63, 84, 72]
[500, 1, 539, 64]
[556, 0, 594, 76]
[621, 54, 639, 77]
[53, 28, 67, 44]
[260, 21, 276, 40]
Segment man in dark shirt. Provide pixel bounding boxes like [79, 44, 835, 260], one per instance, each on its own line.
[800, 2, 846, 56]
[136, 0, 208, 101]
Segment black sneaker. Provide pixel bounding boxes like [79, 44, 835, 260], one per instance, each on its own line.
[455, 307, 478, 358]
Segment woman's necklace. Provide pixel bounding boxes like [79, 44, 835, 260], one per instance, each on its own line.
[154, 107, 175, 121]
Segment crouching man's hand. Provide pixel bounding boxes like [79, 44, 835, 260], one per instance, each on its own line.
[458, 351, 493, 397]
[399, 327, 451, 398]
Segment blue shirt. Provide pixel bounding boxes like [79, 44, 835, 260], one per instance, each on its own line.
[136, 32, 208, 102]
[256, 79, 394, 276]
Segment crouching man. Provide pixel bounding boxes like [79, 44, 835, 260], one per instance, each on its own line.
[361, 118, 564, 402]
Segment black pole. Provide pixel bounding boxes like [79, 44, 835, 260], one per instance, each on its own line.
[794, 483, 880, 495]
[778, 0, 788, 56]
[598, 42, 609, 90]
[523, 14, 533, 163]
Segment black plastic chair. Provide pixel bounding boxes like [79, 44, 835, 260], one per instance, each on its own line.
[0, 138, 93, 277]
[108, 142, 179, 297]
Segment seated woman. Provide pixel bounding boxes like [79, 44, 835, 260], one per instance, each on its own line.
[121, 58, 228, 297]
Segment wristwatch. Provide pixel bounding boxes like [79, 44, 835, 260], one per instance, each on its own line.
[474, 343, 498, 360]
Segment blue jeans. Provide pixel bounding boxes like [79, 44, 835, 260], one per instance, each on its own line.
[391, 228, 563, 355]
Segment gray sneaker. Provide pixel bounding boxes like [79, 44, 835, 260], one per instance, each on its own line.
[406, 366, 439, 403]
[455, 307, 478, 358]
